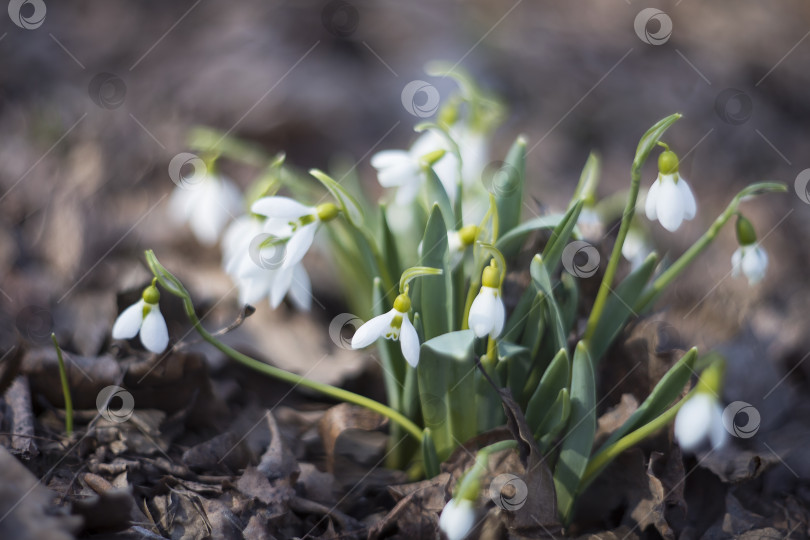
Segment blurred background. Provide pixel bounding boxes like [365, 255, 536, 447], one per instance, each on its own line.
[1, 0, 810, 508]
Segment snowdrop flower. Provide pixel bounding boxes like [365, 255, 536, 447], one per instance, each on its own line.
[644, 148, 697, 232]
[351, 293, 420, 367]
[169, 174, 243, 246]
[622, 226, 653, 271]
[250, 197, 339, 270]
[371, 131, 450, 204]
[221, 215, 312, 310]
[438, 498, 476, 540]
[674, 392, 727, 452]
[112, 279, 169, 354]
[731, 215, 768, 285]
[468, 262, 505, 339]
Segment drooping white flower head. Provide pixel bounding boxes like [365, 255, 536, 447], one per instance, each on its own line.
[468, 262, 505, 339]
[438, 498, 476, 540]
[351, 293, 420, 367]
[644, 148, 696, 232]
[371, 130, 452, 204]
[169, 174, 243, 246]
[221, 215, 312, 311]
[112, 279, 169, 354]
[622, 226, 653, 271]
[731, 215, 768, 285]
[674, 393, 727, 452]
[250, 197, 339, 270]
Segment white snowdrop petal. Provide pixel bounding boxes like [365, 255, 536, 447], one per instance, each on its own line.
[370, 150, 411, 172]
[270, 265, 295, 309]
[140, 306, 169, 354]
[644, 178, 661, 221]
[656, 176, 686, 232]
[742, 246, 768, 284]
[709, 401, 728, 450]
[112, 300, 145, 340]
[251, 196, 313, 219]
[351, 311, 396, 349]
[282, 223, 317, 268]
[677, 177, 697, 219]
[439, 499, 476, 540]
[190, 190, 226, 246]
[492, 293, 506, 338]
[468, 289, 496, 338]
[237, 276, 271, 305]
[378, 161, 419, 189]
[168, 183, 200, 222]
[730, 248, 743, 277]
[399, 316, 420, 368]
[288, 264, 312, 311]
[394, 177, 422, 205]
[674, 393, 716, 452]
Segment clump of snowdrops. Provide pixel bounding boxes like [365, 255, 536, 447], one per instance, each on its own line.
[112, 64, 785, 528]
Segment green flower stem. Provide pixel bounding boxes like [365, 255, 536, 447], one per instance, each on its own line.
[145, 250, 423, 442]
[584, 163, 643, 343]
[50, 333, 73, 436]
[581, 390, 690, 487]
[633, 181, 786, 313]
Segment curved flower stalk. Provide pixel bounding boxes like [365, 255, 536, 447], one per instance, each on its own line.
[112, 278, 169, 354]
[169, 173, 243, 246]
[644, 145, 697, 232]
[731, 214, 768, 285]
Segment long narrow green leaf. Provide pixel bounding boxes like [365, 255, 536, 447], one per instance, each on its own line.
[423, 167, 455, 231]
[525, 348, 569, 431]
[541, 200, 584, 277]
[537, 388, 571, 453]
[379, 206, 402, 291]
[419, 206, 451, 340]
[554, 341, 596, 524]
[633, 113, 682, 169]
[503, 283, 536, 343]
[495, 136, 527, 241]
[309, 169, 365, 227]
[421, 428, 440, 478]
[495, 214, 567, 256]
[530, 256, 566, 352]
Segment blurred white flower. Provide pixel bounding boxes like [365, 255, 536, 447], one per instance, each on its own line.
[644, 149, 696, 232]
[622, 227, 653, 270]
[221, 215, 312, 311]
[169, 175, 242, 246]
[674, 393, 727, 452]
[731, 244, 768, 285]
[112, 281, 169, 354]
[351, 294, 419, 367]
[438, 498, 476, 540]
